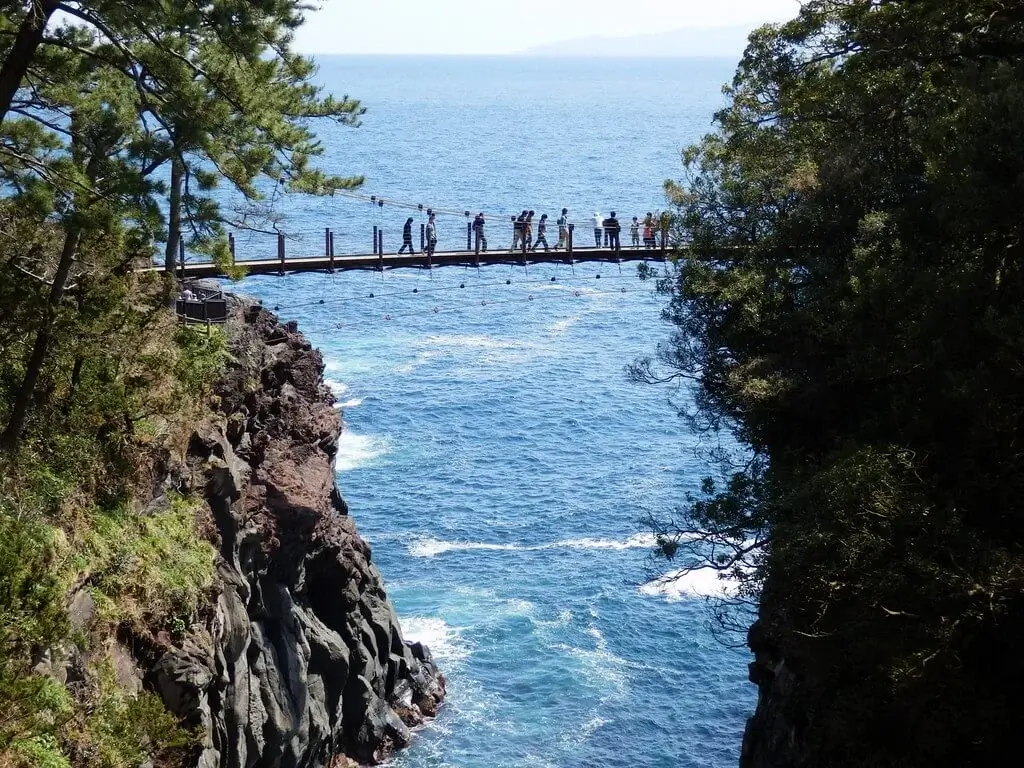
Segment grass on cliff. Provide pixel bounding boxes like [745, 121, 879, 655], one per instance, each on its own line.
[79, 494, 216, 636]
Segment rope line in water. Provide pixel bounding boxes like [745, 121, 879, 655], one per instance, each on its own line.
[276, 271, 644, 311]
[276, 282, 653, 331]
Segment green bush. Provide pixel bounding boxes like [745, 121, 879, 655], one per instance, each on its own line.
[80, 495, 215, 631]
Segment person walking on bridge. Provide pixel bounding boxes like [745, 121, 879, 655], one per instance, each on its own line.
[511, 210, 527, 251]
[532, 213, 550, 252]
[605, 212, 621, 253]
[473, 212, 488, 252]
[630, 217, 640, 249]
[592, 213, 603, 248]
[524, 211, 535, 250]
[556, 208, 569, 250]
[399, 217, 417, 254]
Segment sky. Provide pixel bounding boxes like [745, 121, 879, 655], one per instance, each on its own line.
[292, 0, 801, 56]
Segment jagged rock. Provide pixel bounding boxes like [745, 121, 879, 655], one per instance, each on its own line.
[150, 301, 444, 767]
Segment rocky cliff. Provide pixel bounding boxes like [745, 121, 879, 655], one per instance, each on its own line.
[151, 300, 444, 767]
[740, 618, 801, 768]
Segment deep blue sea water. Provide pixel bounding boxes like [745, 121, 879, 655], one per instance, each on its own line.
[226, 56, 753, 768]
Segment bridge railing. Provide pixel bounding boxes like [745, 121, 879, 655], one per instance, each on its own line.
[168, 216, 676, 276]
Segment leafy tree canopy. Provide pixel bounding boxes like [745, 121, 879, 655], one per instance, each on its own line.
[639, 1, 1024, 764]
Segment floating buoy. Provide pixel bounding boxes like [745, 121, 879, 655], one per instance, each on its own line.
[413, 288, 418, 293]
[573, 291, 581, 297]
[596, 274, 601, 279]
[528, 295, 534, 301]
[506, 279, 511, 285]
[369, 292, 374, 298]
[551, 276, 556, 282]
[319, 299, 325, 304]
[621, 287, 626, 293]
[460, 283, 465, 289]
[433, 307, 439, 313]
[481, 300, 487, 306]
[274, 305, 279, 311]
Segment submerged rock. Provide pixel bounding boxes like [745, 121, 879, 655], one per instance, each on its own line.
[152, 300, 444, 767]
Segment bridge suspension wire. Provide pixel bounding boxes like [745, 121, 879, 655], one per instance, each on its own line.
[330, 187, 610, 222]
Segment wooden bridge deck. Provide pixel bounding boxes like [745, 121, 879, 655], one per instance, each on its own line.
[157, 246, 671, 279]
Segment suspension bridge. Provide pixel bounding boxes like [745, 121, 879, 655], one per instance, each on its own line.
[168, 225, 671, 279]
[169, 187, 677, 322]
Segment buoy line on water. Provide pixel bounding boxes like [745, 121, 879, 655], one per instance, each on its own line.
[287, 283, 654, 332]
[275, 271, 650, 312]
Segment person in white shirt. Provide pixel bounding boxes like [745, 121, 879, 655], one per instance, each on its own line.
[426, 213, 437, 256]
[592, 213, 603, 248]
[180, 287, 197, 301]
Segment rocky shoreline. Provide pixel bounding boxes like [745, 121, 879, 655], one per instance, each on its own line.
[152, 298, 445, 766]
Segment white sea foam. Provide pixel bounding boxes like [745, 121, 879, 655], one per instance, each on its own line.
[546, 316, 579, 333]
[408, 532, 658, 558]
[337, 397, 364, 409]
[423, 333, 523, 350]
[323, 378, 349, 397]
[558, 627, 631, 693]
[399, 617, 470, 664]
[335, 431, 391, 473]
[394, 349, 442, 374]
[407, 539, 521, 557]
[579, 715, 610, 738]
[639, 568, 741, 601]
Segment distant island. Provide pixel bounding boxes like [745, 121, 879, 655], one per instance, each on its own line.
[519, 25, 761, 58]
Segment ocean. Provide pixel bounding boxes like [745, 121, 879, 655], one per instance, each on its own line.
[226, 55, 753, 768]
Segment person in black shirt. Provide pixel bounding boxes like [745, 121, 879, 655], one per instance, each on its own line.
[605, 211, 621, 253]
[531, 213, 550, 252]
[399, 217, 416, 254]
[473, 212, 488, 252]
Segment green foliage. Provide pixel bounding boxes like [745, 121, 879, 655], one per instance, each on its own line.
[0, 500, 72, 764]
[0, 505, 70, 660]
[12, 734, 72, 768]
[80, 495, 215, 631]
[644, 0, 1024, 763]
[172, 325, 232, 398]
[76, 662, 194, 768]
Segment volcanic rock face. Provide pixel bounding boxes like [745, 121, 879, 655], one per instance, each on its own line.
[740, 619, 801, 768]
[152, 302, 444, 767]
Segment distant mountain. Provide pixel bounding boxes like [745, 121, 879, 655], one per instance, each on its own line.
[519, 25, 761, 58]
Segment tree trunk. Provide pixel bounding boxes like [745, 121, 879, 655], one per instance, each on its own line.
[164, 156, 183, 273]
[0, 224, 82, 451]
[0, 0, 59, 126]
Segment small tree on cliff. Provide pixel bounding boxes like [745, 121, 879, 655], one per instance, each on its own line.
[636, 1, 1024, 764]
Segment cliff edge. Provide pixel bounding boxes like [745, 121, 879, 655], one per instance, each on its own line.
[151, 300, 444, 767]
